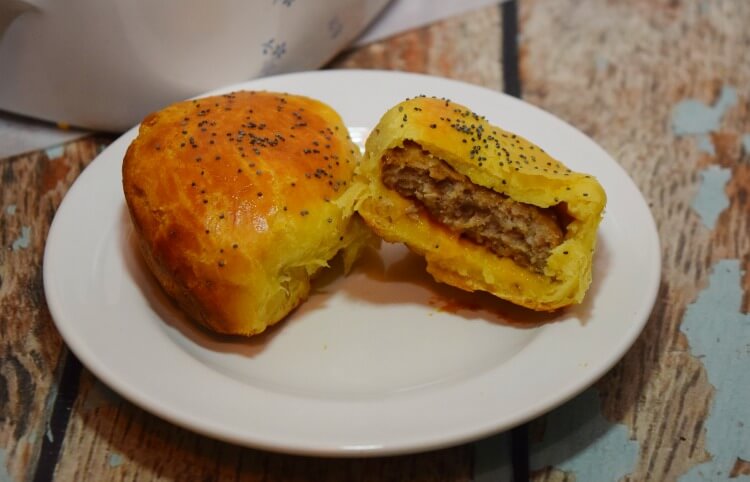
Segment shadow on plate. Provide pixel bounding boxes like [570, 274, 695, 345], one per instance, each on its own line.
[329, 235, 610, 329]
[120, 202, 611, 354]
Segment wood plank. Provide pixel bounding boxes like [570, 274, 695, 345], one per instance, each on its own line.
[52, 6, 510, 481]
[517, 0, 750, 480]
[54, 371, 473, 482]
[331, 4, 503, 92]
[0, 138, 108, 481]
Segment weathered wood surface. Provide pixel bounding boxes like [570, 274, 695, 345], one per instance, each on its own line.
[0, 139, 107, 481]
[54, 372, 474, 482]
[3, 1, 748, 480]
[515, 0, 750, 481]
[46, 5, 509, 482]
[333, 5, 503, 91]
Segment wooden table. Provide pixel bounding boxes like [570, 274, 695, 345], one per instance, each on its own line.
[2, 1, 748, 480]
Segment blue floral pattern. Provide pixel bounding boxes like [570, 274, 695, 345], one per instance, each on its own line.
[258, 0, 356, 76]
[260, 38, 288, 75]
[261, 38, 287, 59]
[328, 16, 343, 39]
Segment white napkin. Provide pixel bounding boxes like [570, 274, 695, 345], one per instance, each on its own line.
[0, 113, 87, 159]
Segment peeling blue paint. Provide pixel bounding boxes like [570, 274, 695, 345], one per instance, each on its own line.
[679, 259, 749, 481]
[742, 134, 750, 155]
[671, 85, 737, 157]
[108, 452, 124, 468]
[0, 448, 12, 482]
[472, 432, 512, 482]
[696, 135, 715, 155]
[44, 145, 64, 159]
[671, 85, 737, 137]
[11, 226, 31, 251]
[691, 166, 731, 229]
[530, 387, 639, 482]
[4, 204, 16, 216]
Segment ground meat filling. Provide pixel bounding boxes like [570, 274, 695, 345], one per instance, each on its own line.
[381, 142, 565, 273]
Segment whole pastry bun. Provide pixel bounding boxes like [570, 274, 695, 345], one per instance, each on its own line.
[357, 97, 606, 311]
[123, 91, 370, 335]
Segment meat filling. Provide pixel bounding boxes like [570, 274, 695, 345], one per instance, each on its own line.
[381, 142, 565, 273]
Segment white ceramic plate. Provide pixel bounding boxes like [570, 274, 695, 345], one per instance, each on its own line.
[44, 70, 660, 456]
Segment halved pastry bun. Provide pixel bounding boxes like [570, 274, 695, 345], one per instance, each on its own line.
[123, 91, 371, 335]
[356, 96, 606, 311]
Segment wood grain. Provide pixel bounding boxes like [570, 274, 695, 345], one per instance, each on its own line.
[51, 5, 506, 481]
[53, 372, 472, 482]
[0, 138, 107, 481]
[13, 2, 748, 480]
[518, 0, 750, 480]
[331, 4, 503, 92]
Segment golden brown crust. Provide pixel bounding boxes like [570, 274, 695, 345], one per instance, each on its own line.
[356, 97, 607, 310]
[123, 91, 369, 335]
